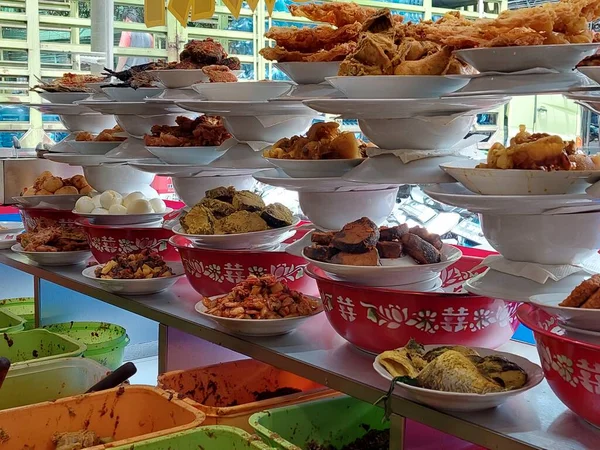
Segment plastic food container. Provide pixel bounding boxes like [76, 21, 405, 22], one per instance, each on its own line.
[0, 308, 25, 333]
[0, 328, 86, 367]
[0, 297, 35, 330]
[43, 321, 129, 370]
[0, 357, 109, 410]
[0, 385, 205, 450]
[110, 425, 273, 449]
[250, 396, 388, 449]
[158, 359, 335, 432]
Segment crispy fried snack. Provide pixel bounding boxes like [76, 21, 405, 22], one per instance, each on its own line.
[202, 65, 238, 83]
[96, 249, 174, 279]
[202, 274, 320, 319]
[181, 38, 227, 64]
[289, 2, 380, 27]
[259, 42, 356, 62]
[560, 275, 600, 307]
[75, 126, 125, 142]
[31, 73, 105, 93]
[143, 116, 231, 147]
[17, 226, 88, 252]
[265, 23, 362, 53]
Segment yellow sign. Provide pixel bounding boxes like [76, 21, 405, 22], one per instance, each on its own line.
[222, 0, 244, 19]
[191, 0, 215, 20]
[144, 0, 166, 27]
[167, 0, 193, 26]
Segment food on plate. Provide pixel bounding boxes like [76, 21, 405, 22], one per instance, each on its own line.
[377, 339, 528, 393]
[265, 22, 363, 54]
[264, 122, 366, 160]
[304, 218, 442, 266]
[289, 2, 379, 27]
[102, 62, 161, 88]
[154, 38, 241, 72]
[22, 171, 92, 196]
[260, 42, 358, 63]
[17, 226, 88, 252]
[201, 64, 238, 82]
[201, 274, 320, 319]
[578, 54, 600, 66]
[95, 249, 174, 279]
[559, 275, 600, 308]
[143, 115, 231, 147]
[74, 190, 166, 215]
[31, 73, 105, 93]
[476, 125, 600, 170]
[180, 186, 294, 235]
[75, 125, 126, 142]
[52, 430, 101, 449]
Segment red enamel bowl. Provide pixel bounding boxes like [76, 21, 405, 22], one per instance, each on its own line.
[518, 304, 600, 427]
[78, 219, 177, 263]
[306, 255, 520, 354]
[169, 234, 318, 297]
[19, 207, 81, 232]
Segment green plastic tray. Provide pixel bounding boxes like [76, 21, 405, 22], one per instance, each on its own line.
[111, 425, 274, 449]
[0, 329, 86, 367]
[249, 396, 389, 450]
[0, 309, 25, 334]
[43, 321, 129, 370]
[0, 297, 34, 330]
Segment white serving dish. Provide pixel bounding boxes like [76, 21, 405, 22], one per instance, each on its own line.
[265, 158, 364, 178]
[12, 244, 91, 266]
[191, 81, 294, 101]
[275, 62, 341, 85]
[39, 92, 91, 104]
[454, 43, 600, 73]
[440, 161, 599, 195]
[358, 115, 474, 150]
[83, 165, 155, 194]
[298, 186, 398, 230]
[13, 195, 85, 210]
[208, 142, 272, 170]
[194, 295, 323, 336]
[326, 75, 469, 99]
[171, 174, 256, 206]
[0, 221, 24, 233]
[224, 115, 314, 143]
[28, 102, 100, 115]
[530, 293, 600, 332]
[464, 269, 589, 302]
[67, 141, 123, 155]
[82, 262, 184, 295]
[150, 69, 209, 89]
[302, 244, 462, 286]
[0, 234, 19, 250]
[102, 86, 164, 102]
[565, 91, 600, 115]
[146, 145, 228, 165]
[157, 88, 201, 100]
[479, 211, 600, 265]
[115, 113, 181, 138]
[176, 100, 316, 116]
[129, 162, 254, 177]
[173, 217, 299, 250]
[373, 346, 544, 412]
[78, 100, 181, 116]
[73, 208, 173, 226]
[59, 114, 116, 134]
[104, 138, 157, 160]
[386, 276, 443, 292]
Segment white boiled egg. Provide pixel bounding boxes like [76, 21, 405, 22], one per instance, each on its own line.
[149, 197, 166, 213]
[127, 198, 153, 214]
[75, 196, 95, 213]
[99, 190, 123, 209]
[91, 195, 102, 208]
[123, 191, 146, 208]
[91, 207, 108, 215]
[108, 204, 128, 215]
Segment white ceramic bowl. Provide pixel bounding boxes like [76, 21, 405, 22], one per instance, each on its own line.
[479, 211, 600, 265]
[358, 115, 474, 150]
[265, 158, 364, 178]
[192, 81, 294, 101]
[102, 87, 164, 102]
[82, 262, 184, 295]
[171, 174, 256, 206]
[374, 346, 544, 412]
[67, 141, 123, 155]
[115, 114, 180, 138]
[12, 244, 91, 266]
[327, 75, 469, 99]
[208, 142, 271, 170]
[223, 116, 314, 142]
[275, 62, 341, 85]
[194, 296, 323, 336]
[151, 69, 210, 89]
[530, 293, 600, 332]
[83, 165, 155, 194]
[59, 114, 116, 133]
[146, 146, 228, 165]
[298, 186, 399, 230]
[39, 92, 91, 104]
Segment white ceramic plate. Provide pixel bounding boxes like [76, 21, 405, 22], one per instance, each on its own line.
[265, 158, 364, 178]
[157, 88, 201, 100]
[67, 141, 123, 155]
[561, 323, 600, 339]
[27, 103, 99, 115]
[13, 195, 85, 210]
[0, 234, 19, 250]
[173, 217, 299, 250]
[145, 146, 228, 165]
[175, 100, 317, 116]
[303, 244, 462, 287]
[73, 208, 173, 226]
[208, 142, 272, 170]
[454, 43, 600, 73]
[565, 91, 600, 115]
[78, 100, 182, 115]
[191, 81, 294, 101]
[128, 162, 255, 177]
[275, 62, 341, 84]
[12, 244, 91, 266]
[373, 346, 544, 412]
[194, 295, 323, 336]
[463, 269, 588, 302]
[440, 161, 600, 195]
[303, 96, 510, 119]
[82, 262, 184, 295]
[0, 221, 24, 233]
[101, 87, 164, 102]
[577, 66, 600, 84]
[150, 70, 244, 89]
[39, 92, 91, 104]
[43, 153, 135, 166]
[530, 293, 600, 332]
[326, 75, 469, 99]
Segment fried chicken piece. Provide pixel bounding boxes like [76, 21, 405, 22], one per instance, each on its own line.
[379, 224, 409, 241]
[217, 211, 268, 234]
[559, 275, 600, 307]
[202, 65, 238, 83]
[221, 56, 241, 70]
[265, 23, 362, 53]
[182, 38, 227, 64]
[569, 152, 597, 170]
[401, 233, 441, 264]
[377, 241, 403, 258]
[409, 226, 443, 250]
[393, 46, 452, 75]
[330, 248, 379, 266]
[581, 289, 600, 309]
[289, 2, 379, 27]
[75, 131, 94, 141]
[331, 217, 380, 253]
[259, 42, 356, 62]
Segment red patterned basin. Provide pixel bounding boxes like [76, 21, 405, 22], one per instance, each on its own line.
[169, 235, 318, 297]
[518, 304, 600, 427]
[306, 254, 520, 354]
[19, 207, 80, 232]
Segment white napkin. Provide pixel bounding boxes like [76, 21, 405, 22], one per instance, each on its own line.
[475, 254, 600, 284]
[256, 115, 303, 127]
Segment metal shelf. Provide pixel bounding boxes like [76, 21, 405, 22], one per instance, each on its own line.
[0, 249, 593, 450]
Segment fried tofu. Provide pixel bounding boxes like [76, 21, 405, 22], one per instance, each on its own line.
[379, 224, 409, 241]
[401, 233, 441, 264]
[304, 245, 339, 262]
[409, 226, 443, 250]
[232, 190, 265, 212]
[217, 211, 268, 234]
[311, 231, 335, 245]
[377, 240, 403, 258]
[331, 217, 379, 253]
[330, 248, 379, 266]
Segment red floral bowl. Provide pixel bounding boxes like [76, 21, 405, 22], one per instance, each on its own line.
[306, 255, 520, 354]
[169, 235, 318, 297]
[518, 304, 600, 428]
[78, 219, 177, 263]
[19, 207, 81, 232]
